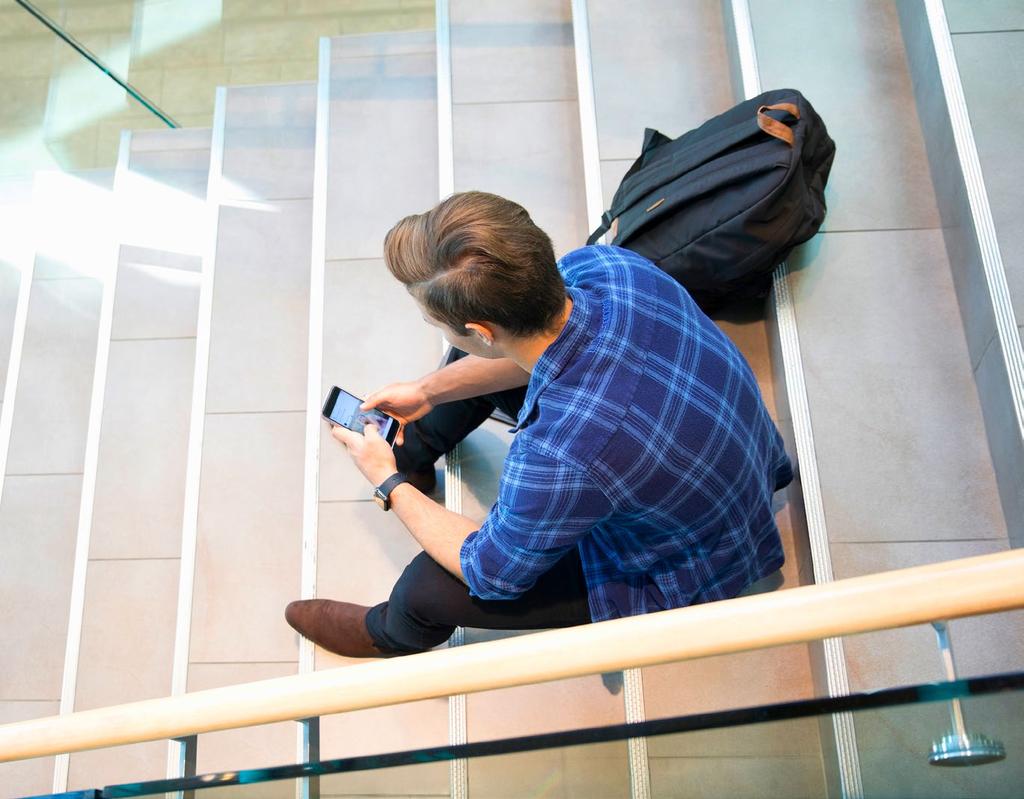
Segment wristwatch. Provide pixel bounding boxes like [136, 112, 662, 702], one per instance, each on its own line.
[373, 472, 409, 511]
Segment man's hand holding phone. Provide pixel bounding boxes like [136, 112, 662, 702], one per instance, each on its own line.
[330, 422, 399, 487]
[360, 381, 433, 448]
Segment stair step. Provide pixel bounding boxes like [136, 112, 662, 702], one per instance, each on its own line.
[65, 126, 212, 791]
[0, 168, 112, 793]
[442, 1, 632, 796]
[181, 80, 316, 781]
[310, 32, 449, 790]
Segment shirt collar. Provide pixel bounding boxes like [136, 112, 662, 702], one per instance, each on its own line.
[511, 287, 597, 432]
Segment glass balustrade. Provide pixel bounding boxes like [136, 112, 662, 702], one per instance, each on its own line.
[27, 670, 1019, 799]
[0, 0, 434, 176]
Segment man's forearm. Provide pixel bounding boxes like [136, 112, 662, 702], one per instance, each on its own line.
[421, 354, 529, 407]
[389, 482, 478, 582]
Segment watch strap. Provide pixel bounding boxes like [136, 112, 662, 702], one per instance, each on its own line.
[374, 472, 409, 510]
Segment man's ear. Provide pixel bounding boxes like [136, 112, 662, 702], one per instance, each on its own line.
[464, 322, 496, 346]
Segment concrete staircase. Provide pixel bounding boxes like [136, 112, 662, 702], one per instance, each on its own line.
[1, 1, 1022, 797]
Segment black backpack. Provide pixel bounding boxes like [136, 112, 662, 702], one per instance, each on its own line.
[587, 88, 835, 312]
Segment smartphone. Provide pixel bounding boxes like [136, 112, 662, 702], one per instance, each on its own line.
[322, 386, 400, 446]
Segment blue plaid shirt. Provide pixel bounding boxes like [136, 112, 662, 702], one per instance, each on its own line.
[460, 245, 793, 622]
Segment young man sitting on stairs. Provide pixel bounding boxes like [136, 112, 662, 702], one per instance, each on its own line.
[285, 191, 792, 657]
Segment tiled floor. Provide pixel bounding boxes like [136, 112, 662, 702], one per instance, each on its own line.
[751, 0, 941, 233]
[6, 277, 101, 475]
[788, 229, 1006, 544]
[0, 474, 81, 700]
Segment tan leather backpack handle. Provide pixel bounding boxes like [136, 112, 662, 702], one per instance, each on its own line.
[756, 102, 801, 146]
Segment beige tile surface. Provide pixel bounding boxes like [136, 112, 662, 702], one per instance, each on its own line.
[110, 259, 201, 340]
[223, 16, 343, 63]
[188, 662, 298, 799]
[453, 100, 588, 259]
[0, 475, 81, 700]
[314, 500, 428, 666]
[90, 338, 194, 559]
[468, 741, 629, 799]
[206, 199, 312, 414]
[0, 77, 50, 128]
[128, 128, 212, 199]
[319, 704, 449, 795]
[6, 277, 101, 475]
[788, 229, 1006, 543]
[830, 540, 1024, 690]
[561, 742, 631, 798]
[321, 772, 449, 799]
[589, 0, 735, 161]
[468, 672, 625, 738]
[643, 645, 819, 758]
[161, 65, 232, 116]
[649, 753, 826, 799]
[750, 0, 940, 232]
[451, 0, 576, 104]
[329, 27, 435, 60]
[189, 411, 304, 663]
[324, 49, 438, 262]
[221, 82, 317, 201]
[0, 34, 59, 79]
[945, 0, 1024, 32]
[132, 9, 225, 70]
[67, 558, 179, 790]
[319, 258, 442, 501]
[0, 700, 59, 797]
[467, 672, 625, 798]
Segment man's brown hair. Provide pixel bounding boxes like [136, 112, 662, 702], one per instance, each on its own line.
[383, 192, 566, 338]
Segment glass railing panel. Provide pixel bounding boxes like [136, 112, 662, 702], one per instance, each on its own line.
[459, 632, 631, 798]
[43, 672, 1020, 799]
[856, 686, 1020, 798]
[4, 0, 437, 176]
[0, 3, 162, 177]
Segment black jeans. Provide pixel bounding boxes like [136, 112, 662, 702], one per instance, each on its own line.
[365, 349, 592, 654]
[392, 348, 528, 477]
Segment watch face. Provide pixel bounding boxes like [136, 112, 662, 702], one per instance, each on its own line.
[373, 489, 388, 511]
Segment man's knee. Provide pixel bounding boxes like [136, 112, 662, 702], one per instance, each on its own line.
[389, 552, 456, 624]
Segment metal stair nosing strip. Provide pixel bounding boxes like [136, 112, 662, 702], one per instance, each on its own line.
[570, 2, 652, 798]
[724, 1, 864, 797]
[294, 35, 334, 799]
[52, 131, 132, 793]
[165, 86, 228, 783]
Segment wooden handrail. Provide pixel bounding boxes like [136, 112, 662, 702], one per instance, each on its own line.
[2, 549, 1022, 763]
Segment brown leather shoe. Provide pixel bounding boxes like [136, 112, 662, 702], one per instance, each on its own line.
[285, 599, 393, 658]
